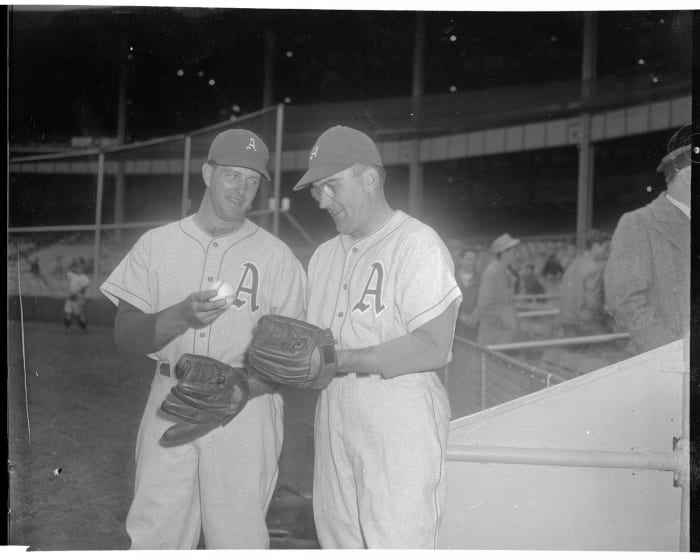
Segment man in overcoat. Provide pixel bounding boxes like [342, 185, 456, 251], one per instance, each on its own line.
[475, 233, 521, 346]
[604, 124, 691, 354]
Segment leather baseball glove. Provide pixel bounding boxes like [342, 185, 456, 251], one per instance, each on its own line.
[160, 353, 278, 446]
[246, 314, 337, 391]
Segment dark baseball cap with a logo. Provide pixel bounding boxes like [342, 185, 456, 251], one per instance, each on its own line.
[292, 126, 383, 190]
[207, 129, 270, 180]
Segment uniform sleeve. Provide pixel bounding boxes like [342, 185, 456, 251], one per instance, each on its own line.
[604, 212, 668, 352]
[398, 231, 462, 332]
[99, 232, 154, 312]
[268, 246, 307, 321]
[376, 301, 459, 377]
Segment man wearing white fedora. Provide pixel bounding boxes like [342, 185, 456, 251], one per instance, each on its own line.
[473, 233, 522, 346]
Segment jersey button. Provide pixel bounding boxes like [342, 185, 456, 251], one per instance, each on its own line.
[199, 332, 206, 338]
[343, 283, 348, 290]
[337, 312, 344, 318]
[207, 276, 214, 282]
[352, 248, 358, 253]
[213, 242, 219, 248]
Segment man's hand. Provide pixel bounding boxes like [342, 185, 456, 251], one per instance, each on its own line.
[153, 290, 229, 350]
[178, 289, 229, 329]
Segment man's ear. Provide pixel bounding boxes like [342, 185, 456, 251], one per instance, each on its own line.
[202, 162, 213, 188]
[364, 167, 379, 195]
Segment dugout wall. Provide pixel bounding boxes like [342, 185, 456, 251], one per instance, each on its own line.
[440, 337, 689, 551]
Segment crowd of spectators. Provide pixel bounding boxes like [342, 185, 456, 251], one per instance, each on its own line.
[451, 125, 690, 364]
[452, 232, 612, 347]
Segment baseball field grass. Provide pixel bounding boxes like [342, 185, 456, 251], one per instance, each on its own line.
[7, 320, 318, 550]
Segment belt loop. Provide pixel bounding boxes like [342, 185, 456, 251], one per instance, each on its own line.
[158, 361, 172, 377]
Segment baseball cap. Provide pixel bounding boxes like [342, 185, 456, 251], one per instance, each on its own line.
[656, 123, 692, 173]
[207, 129, 270, 180]
[491, 233, 520, 255]
[292, 126, 383, 191]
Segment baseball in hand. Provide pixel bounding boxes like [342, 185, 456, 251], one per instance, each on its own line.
[209, 280, 235, 307]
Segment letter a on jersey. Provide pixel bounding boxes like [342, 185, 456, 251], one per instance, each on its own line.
[231, 263, 260, 312]
[352, 262, 386, 314]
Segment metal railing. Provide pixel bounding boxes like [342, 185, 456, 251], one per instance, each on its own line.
[444, 335, 567, 419]
[8, 104, 318, 297]
[488, 332, 629, 352]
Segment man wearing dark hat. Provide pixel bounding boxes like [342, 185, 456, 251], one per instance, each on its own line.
[604, 124, 691, 354]
[100, 129, 307, 548]
[293, 126, 462, 548]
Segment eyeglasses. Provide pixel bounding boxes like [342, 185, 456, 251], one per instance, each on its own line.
[310, 183, 337, 202]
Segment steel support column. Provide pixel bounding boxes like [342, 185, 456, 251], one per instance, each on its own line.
[181, 136, 192, 218]
[408, 12, 425, 218]
[576, 12, 597, 250]
[92, 153, 105, 297]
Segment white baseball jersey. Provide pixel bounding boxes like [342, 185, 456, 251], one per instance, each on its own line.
[99, 215, 306, 549]
[101, 216, 306, 366]
[308, 209, 461, 548]
[306, 209, 461, 354]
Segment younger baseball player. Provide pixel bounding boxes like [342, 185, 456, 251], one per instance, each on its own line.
[100, 129, 307, 549]
[293, 126, 462, 548]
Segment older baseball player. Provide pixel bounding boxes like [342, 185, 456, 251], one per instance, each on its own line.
[292, 126, 462, 548]
[100, 129, 307, 549]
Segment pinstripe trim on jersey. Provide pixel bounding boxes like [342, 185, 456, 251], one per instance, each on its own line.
[100, 281, 152, 310]
[405, 285, 462, 332]
[178, 220, 207, 253]
[427, 385, 446, 549]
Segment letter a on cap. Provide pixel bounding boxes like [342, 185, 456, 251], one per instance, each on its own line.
[310, 146, 319, 159]
[247, 138, 257, 151]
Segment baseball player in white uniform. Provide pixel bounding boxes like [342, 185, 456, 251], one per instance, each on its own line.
[63, 260, 91, 332]
[100, 129, 307, 549]
[292, 126, 462, 548]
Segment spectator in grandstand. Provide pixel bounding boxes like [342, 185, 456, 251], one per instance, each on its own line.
[558, 242, 577, 271]
[557, 229, 611, 337]
[63, 260, 91, 333]
[507, 257, 521, 295]
[604, 124, 691, 355]
[520, 262, 546, 296]
[542, 253, 564, 283]
[474, 233, 521, 346]
[456, 246, 481, 340]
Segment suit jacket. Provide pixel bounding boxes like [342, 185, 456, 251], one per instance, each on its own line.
[476, 259, 519, 345]
[604, 193, 690, 354]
